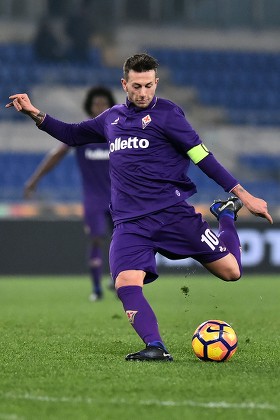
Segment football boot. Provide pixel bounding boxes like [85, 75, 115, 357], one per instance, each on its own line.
[210, 197, 243, 221]
[125, 345, 173, 361]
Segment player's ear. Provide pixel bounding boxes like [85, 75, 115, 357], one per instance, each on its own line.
[155, 78, 159, 87]
[121, 78, 128, 92]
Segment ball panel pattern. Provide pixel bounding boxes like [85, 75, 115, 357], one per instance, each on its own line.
[192, 319, 238, 362]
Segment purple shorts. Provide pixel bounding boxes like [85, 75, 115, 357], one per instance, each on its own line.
[83, 205, 112, 237]
[109, 201, 229, 283]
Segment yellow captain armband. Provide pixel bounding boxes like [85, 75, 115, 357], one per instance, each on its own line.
[187, 143, 210, 164]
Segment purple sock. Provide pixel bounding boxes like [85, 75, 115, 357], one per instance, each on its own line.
[117, 285, 166, 348]
[89, 246, 103, 296]
[218, 215, 242, 275]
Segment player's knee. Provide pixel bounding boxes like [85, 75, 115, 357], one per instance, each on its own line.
[115, 270, 145, 290]
[222, 267, 241, 282]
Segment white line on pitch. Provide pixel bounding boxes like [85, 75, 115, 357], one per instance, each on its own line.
[0, 393, 278, 412]
[0, 413, 24, 420]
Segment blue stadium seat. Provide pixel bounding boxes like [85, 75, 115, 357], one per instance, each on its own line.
[88, 47, 103, 67]
[148, 47, 280, 126]
[0, 152, 82, 202]
[1, 43, 280, 125]
[239, 154, 280, 175]
[0, 43, 35, 63]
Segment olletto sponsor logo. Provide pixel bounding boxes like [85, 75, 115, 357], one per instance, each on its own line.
[109, 137, 149, 153]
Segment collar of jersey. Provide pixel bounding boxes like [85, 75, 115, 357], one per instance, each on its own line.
[125, 96, 157, 112]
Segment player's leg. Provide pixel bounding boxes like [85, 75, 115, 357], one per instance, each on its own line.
[88, 234, 104, 300]
[111, 222, 173, 361]
[155, 200, 242, 282]
[203, 253, 240, 281]
[84, 207, 107, 301]
[204, 197, 243, 281]
[116, 270, 173, 361]
[106, 210, 115, 291]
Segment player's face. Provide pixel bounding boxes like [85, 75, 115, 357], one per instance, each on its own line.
[90, 96, 111, 117]
[121, 70, 159, 108]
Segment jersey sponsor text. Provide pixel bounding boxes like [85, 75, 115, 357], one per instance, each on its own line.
[84, 148, 109, 160]
[109, 137, 150, 153]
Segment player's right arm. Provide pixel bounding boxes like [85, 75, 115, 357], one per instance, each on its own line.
[6, 93, 45, 124]
[6, 93, 106, 146]
[24, 144, 69, 198]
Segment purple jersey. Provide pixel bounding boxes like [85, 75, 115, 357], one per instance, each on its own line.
[75, 143, 110, 210]
[39, 96, 238, 223]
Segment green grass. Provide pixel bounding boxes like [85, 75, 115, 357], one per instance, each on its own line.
[0, 274, 279, 420]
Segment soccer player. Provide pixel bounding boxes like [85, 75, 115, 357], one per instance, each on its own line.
[6, 53, 273, 362]
[23, 87, 116, 301]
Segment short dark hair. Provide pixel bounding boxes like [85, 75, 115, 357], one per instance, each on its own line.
[123, 53, 159, 80]
[83, 86, 116, 116]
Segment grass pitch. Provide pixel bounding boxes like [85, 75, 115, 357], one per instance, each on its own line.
[0, 274, 279, 420]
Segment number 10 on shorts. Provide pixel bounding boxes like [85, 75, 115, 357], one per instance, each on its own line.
[201, 229, 219, 250]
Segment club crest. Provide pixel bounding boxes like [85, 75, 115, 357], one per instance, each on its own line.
[142, 114, 151, 129]
[126, 310, 138, 324]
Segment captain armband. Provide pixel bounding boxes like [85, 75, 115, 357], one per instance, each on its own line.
[187, 143, 210, 164]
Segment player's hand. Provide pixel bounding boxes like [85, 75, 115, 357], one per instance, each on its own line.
[245, 197, 273, 224]
[231, 184, 273, 224]
[5, 93, 40, 115]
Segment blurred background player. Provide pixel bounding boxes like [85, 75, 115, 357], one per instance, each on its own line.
[24, 86, 116, 301]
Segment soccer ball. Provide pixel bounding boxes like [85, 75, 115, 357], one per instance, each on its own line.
[192, 319, 238, 362]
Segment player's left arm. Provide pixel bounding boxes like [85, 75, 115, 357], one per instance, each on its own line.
[163, 107, 239, 193]
[189, 148, 273, 224]
[164, 106, 273, 224]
